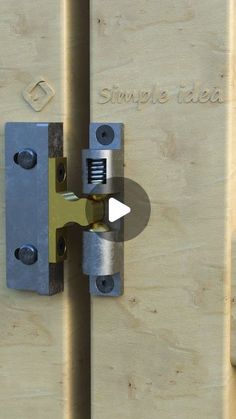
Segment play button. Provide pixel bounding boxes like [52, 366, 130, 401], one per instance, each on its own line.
[86, 177, 151, 241]
[108, 197, 131, 222]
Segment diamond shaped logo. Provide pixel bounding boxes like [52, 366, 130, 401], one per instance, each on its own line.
[23, 76, 55, 112]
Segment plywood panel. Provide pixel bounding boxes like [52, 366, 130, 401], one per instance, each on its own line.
[0, 1, 90, 418]
[90, 1, 236, 418]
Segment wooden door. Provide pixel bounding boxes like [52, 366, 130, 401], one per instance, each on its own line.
[90, 1, 236, 418]
[1, 1, 236, 418]
[0, 1, 90, 418]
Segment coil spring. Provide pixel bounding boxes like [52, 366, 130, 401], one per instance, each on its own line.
[87, 158, 106, 184]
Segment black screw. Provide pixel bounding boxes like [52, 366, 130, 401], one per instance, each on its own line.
[57, 162, 66, 183]
[15, 245, 38, 265]
[96, 125, 115, 146]
[14, 149, 37, 169]
[96, 275, 115, 294]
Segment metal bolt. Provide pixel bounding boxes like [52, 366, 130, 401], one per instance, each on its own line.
[15, 245, 38, 265]
[96, 275, 115, 294]
[96, 125, 115, 145]
[16, 149, 37, 169]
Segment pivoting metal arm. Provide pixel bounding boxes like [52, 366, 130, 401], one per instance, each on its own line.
[48, 157, 104, 263]
[5, 122, 124, 296]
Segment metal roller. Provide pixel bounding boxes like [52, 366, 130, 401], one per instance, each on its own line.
[83, 229, 122, 277]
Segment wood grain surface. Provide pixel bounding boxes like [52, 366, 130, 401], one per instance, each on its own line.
[0, 1, 90, 418]
[1, 1, 236, 418]
[90, 1, 236, 418]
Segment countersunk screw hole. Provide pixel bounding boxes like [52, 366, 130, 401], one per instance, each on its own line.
[96, 125, 115, 145]
[96, 275, 115, 294]
[57, 236, 66, 257]
[57, 163, 66, 183]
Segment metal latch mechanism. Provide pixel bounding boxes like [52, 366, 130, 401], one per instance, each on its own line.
[5, 122, 124, 296]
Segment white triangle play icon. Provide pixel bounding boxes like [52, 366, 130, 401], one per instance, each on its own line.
[108, 197, 131, 222]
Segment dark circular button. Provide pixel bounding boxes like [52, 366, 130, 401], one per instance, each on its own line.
[96, 125, 115, 145]
[86, 177, 151, 242]
[16, 149, 37, 169]
[16, 245, 38, 265]
[96, 275, 115, 293]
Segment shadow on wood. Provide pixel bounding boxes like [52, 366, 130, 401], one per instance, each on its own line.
[65, 0, 90, 418]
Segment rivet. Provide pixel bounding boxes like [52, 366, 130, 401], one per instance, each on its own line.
[15, 149, 37, 169]
[15, 245, 38, 265]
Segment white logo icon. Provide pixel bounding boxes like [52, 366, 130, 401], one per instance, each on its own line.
[108, 198, 131, 222]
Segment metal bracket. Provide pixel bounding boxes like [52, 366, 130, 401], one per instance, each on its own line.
[82, 123, 124, 296]
[5, 122, 124, 296]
